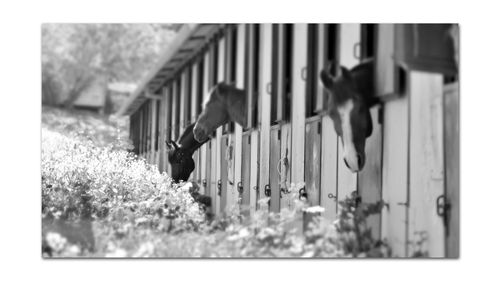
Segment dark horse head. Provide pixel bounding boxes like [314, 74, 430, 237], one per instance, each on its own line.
[166, 123, 207, 182]
[320, 59, 377, 172]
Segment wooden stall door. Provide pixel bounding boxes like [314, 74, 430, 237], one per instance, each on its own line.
[408, 71, 445, 257]
[305, 118, 322, 206]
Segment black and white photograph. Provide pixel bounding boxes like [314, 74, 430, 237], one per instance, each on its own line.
[40, 23, 460, 258]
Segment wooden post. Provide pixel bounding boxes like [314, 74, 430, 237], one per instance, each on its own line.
[444, 82, 459, 258]
[408, 71, 445, 257]
[150, 97, 157, 167]
[336, 23, 361, 204]
[290, 23, 307, 193]
[258, 24, 273, 209]
[214, 37, 226, 216]
[190, 63, 199, 182]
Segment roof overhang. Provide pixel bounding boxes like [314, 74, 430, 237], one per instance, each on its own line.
[117, 23, 224, 116]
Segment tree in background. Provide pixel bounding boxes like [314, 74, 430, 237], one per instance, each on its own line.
[41, 24, 178, 107]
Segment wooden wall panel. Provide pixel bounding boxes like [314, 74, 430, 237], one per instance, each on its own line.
[305, 118, 322, 206]
[358, 105, 383, 241]
[337, 23, 361, 203]
[220, 135, 229, 214]
[249, 130, 259, 215]
[408, 71, 445, 257]
[279, 123, 292, 210]
[214, 37, 226, 216]
[241, 133, 251, 216]
[290, 24, 307, 186]
[444, 82, 459, 258]
[376, 24, 397, 97]
[381, 95, 409, 257]
[258, 24, 273, 208]
[320, 115, 338, 220]
[230, 23, 246, 214]
[269, 126, 281, 213]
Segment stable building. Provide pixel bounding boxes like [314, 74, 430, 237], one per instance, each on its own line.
[118, 24, 459, 258]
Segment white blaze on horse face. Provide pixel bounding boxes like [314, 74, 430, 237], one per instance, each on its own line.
[338, 99, 360, 172]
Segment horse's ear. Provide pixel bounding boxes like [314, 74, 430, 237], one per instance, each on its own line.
[320, 69, 335, 89]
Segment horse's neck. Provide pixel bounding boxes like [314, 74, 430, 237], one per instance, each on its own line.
[217, 83, 247, 126]
[178, 123, 208, 155]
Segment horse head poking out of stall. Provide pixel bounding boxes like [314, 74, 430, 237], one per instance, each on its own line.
[167, 83, 247, 182]
[166, 123, 208, 183]
[320, 59, 378, 173]
[193, 83, 247, 143]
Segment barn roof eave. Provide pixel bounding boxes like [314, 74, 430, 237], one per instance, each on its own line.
[117, 23, 224, 116]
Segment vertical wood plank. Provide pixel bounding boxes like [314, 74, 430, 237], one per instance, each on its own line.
[279, 123, 292, 210]
[381, 95, 409, 257]
[230, 23, 246, 214]
[320, 115, 338, 220]
[179, 72, 186, 133]
[171, 82, 178, 141]
[291, 23, 307, 186]
[376, 24, 397, 97]
[258, 24, 273, 207]
[408, 71, 445, 257]
[158, 91, 166, 172]
[150, 98, 157, 166]
[241, 133, 251, 216]
[444, 82, 459, 258]
[220, 135, 228, 214]
[249, 130, 259, 215]
[337, 23, 361, 203]
[305, 118, 322, 206]
[358, 105, 383, 241]
[164, 86, 172, 177]
[214, 37, 226, 216]
[269, 126, 281, 212]
[191, 63, 199, 124]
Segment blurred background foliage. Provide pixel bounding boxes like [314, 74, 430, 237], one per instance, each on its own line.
[41, 24, 179, 110]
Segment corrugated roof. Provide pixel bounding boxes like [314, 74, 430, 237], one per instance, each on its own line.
[117, 24, 224, 116]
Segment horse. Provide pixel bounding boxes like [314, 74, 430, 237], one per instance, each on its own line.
[166, 83, 246, 182]
[166, 122, 208, 182]
[320, 58, 377, 172]
[192, 83, 247, 143]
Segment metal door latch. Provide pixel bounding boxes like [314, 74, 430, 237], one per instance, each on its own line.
[264, 184, 271, 197]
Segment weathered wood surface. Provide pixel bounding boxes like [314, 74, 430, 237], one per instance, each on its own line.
[269, 126, 281, 213]
[408, 71, 445, 257]
[320, 115, 338, 220]
[305, 117, 322, 206]
[291, 24, 307, 187]
[258, 24, 273, 209]
[381, 96, 409, 257]
[444, 82, 459, 258]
